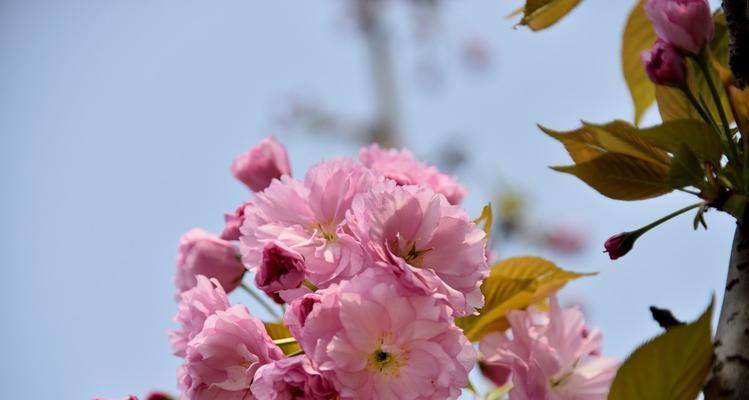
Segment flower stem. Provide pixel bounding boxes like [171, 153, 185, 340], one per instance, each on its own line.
[633, 202, 706, 236]
[680, 84, 719, 132]
[272, 337, 298, 346]
[694, 51, 738, 163]
[239, 282, 281, 320]
[287, 349, 305, 357]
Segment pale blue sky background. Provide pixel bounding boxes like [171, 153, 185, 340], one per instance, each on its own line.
[0, 1, 734, 399]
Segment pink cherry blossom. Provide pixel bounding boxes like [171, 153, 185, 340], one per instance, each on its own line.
[290, 268, 475, 400]
[180, 305, 284, 400]
[175, 229, 245, 295]
[254, 241, 306, 303]
[347, 184, 488, 316]
[231, 136, 291, 192]
[221, 200, 252, 241]
[645, 0, 714, 55]
[479, 298, 618, 400]
[359, 143, 467, 204]
[240, 158, 379, 288]
[170, 275, 230, 357]
[250, 356, 337, 400]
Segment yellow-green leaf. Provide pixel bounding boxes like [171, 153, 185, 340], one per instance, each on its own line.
[552, 153, 672, 200]
[473, 203, 493, 238]
[608, 300, 714, 400]
[541, 120, 671, 166]
[264, 322, 301, 355]
[518, 0, 582, 31]
[637, 119, 723, 165]
[457, 256, 592, 341]
[667, 144, 705, 188]
[622, 0, 656, 125]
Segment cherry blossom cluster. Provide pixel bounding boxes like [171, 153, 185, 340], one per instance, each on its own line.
[160, 137, 617, 400]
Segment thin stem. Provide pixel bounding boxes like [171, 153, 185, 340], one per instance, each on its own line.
[287, 349, 304, 357]
[239, 282, 281, 320]
[680, 85, 720, 133]
[676, 187, 701, 196]
[694, 52, 738, 163]
[272, 337, 298, 346]
[634, 202, 706, 235]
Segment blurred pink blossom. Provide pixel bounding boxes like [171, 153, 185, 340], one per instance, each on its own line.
[221, 200, 252, 241]
[231, 136, 291, 192]
[479, 297, 618, 400]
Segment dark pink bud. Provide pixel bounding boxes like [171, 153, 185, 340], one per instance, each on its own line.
[255, 242, 305, 303]
[479, 361, 511, 387]
[641, 39, 687, 86]
[603, 232, 638, 260]
[231, 136, 291, 192]
[145, 392, 174, 400]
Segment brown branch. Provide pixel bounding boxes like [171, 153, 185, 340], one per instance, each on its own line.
[722, 0, 749, 88]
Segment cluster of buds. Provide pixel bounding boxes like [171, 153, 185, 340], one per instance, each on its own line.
[640, 0, 714, 86]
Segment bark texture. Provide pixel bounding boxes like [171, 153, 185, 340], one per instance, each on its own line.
[722, 0, 749, 88]
[708, 221, 749, 399]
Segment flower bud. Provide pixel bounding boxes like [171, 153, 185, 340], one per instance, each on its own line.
[231, 136, 291, 192]
[603, 232, 638, 260]
[641, 39, 687, 86]
[644, 0, 714, 55]
[255, 242, 306, 303]
[145, 392, 174, 400]
[175, 229, 245, 294]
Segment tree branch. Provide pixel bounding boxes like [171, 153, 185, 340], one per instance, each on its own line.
[722, 0, 749, 88]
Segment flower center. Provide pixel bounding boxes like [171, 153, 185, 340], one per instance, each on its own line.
[397, 241, 431, 267]
[368, 348, 399, 375]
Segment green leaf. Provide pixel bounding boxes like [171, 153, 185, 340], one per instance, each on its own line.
[552, 153, 672, 200]
[457, 256, 592, 341]
[637, 119, 723, 165]
[517, 0, 582, 31]
[608, 299, 714, 400]
[622, 0, 656, 125]
[722, 194, 749, 221]
[264, 322, 301, 356]
[668, 144, 705, 188]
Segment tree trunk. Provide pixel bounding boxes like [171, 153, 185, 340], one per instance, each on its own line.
[707, 221, 749, 399]
[722, 0, 749, 88]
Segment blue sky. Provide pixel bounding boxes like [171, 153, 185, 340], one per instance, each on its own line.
[0, 0, 734, 398]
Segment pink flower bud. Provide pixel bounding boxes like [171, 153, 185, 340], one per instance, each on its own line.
[603, 232, 638, 260]
[145, 392, 173, 400]
[641, 39, 687, 86]
[479, 361, 511, 387]
[231, 136, 291, 192]
[255, 242, 306, 303]
[175, 228, 246, 294]
[220, 200, 251, 241]
[644, 0, 714, 55]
